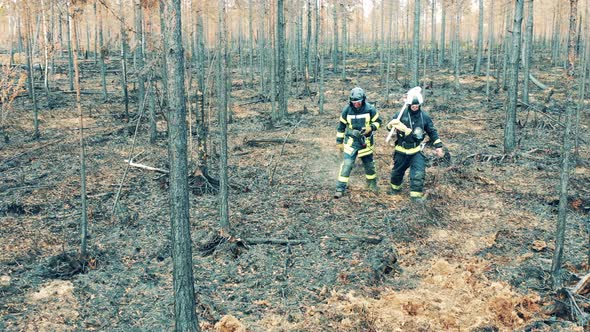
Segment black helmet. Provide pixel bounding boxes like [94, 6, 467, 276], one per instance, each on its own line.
[349, 87, 366, 102]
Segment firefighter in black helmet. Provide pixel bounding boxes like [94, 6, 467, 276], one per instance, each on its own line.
[387, 88, 444, 202]
[334, 87, 382, 199]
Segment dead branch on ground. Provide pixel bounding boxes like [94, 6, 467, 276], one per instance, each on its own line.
[332, 234, 383, 244]
[529, 73, 549, 90]
[123, 159, 169, 173]
[244, 138, 297, 147]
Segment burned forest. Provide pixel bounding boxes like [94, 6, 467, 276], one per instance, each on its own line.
[1, 0, 590, 331]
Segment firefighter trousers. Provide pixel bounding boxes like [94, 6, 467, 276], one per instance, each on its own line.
[389, 151, 425, 196]
[336, 150, 376, 192]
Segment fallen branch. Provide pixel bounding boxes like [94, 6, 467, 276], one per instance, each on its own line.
[451, 115, 491, 121]
[123, 159, 168, 173]
[529, 73, 549, 90]
[242, 238, 308, 245]
[239, 98, 267, 106]
[61, 90, 109, 95]
[573, 272, 590, 295]
[563, 288, 590, 325]
[244, 138, 297, 147]
[332, 234, 383, 244]
[111, 82, 152, 217]
[518, 100, 563, 128]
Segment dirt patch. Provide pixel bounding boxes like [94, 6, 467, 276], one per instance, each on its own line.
[17, 280, 79, 331]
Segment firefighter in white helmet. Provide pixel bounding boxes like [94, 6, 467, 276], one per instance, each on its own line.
[386, 87, 444, 202]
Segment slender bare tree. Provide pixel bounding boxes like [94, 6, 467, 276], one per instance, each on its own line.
[411, 0, 421, 87]
[69, 1, 88, 259]
[22, 2, 39, 139]
[162, 0, 199, 329]
[120, 0, 130, 120]
[97, 1, 107, 102]
[439, 0, 446, 66]
[475, 0, 484, 75]
[522, 0, 534, 104]
[277, 0, 287, 118]
[485, 0, 494, 100]
[217, 0, 230, 235]
[503, 0, 524, 154]
[551, 0, 578, 289]
[135, 0, 145, 114]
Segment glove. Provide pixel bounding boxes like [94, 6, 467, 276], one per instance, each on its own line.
[361, 125, 372, 137]
[337, 144, 344, 152]
[388, 119, 412, 135]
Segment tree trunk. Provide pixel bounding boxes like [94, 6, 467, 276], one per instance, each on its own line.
[258, 1, 266, 96]
[40, 0, 51, 96]
[341, 2, 347, 79]
[394, 0, 400, 81]
[66, 8, 75, 92]
[248, 0, 255, 88]
[453, 0, 461, 91]
[385, 0, 394, 101]
[332, 1, 338, 72]
[319, 1, 325, 114]
[296, 3, 303, 84]
[522, 0, 534, 104]
[94, 3, 98, 65]
[314, 0, 320, 81]
[551, 0, 578, 289]
[485, 0, 494, 100]
[439, 0, 446, 66]
[303, 0, 312, 95]
[135, 0, 146, 114]
[475, 0, 484, 75]
[270, 2, 276, 119]
[195, 0, 207, 168]
[430, 0, 436, 66]
[551, 8, 560, 65]
[120, 0, 130, 121]
[9, 15, 15, 67]
[85, 19, 90, 60]
[277, 0, 287, 118]
[97, 2, 108, 102]
[575, 0, 589, 155]
[17, 16, 24, 55]
[23, 6, 39, 139]
[380, 0, 385, 76]
[411, 0, 421, 87]
[159, 1, 169, 108]
[69, 3, 88, 259]
[163, 0, 199, 329]
[501, 4, 513, 91]
[217, 0, 230, 234]
[503, 0, 524, 154]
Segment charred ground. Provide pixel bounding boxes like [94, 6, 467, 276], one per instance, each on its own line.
[1, 54, 590, 331]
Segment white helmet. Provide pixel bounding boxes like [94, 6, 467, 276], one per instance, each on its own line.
[405, 86, 423, 105]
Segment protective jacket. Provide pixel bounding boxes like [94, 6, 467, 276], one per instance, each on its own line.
[336, 102, 382, 157]
[388, 106, 443, 199]
[392, 107, 442, 155]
